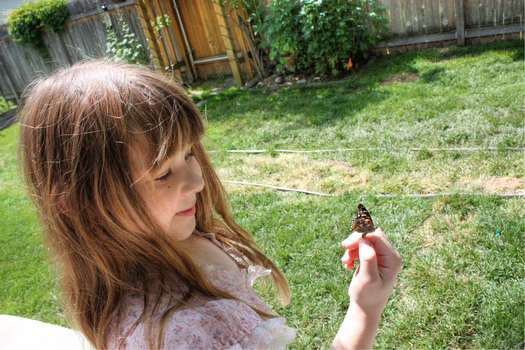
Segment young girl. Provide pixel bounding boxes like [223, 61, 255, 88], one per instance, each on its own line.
[18, 60, 401, 349]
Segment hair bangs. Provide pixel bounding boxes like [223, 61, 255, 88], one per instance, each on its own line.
[124, 77, 204, 170]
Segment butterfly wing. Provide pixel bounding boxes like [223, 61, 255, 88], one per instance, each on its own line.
[351, 204, 377, 237]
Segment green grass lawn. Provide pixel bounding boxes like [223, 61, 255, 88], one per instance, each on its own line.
[1, 40, 523, 349]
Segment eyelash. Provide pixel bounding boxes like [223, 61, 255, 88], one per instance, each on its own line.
[155, 151, 195, 183]
[156, 171, 171, 183]
[185, 152, 195, 160]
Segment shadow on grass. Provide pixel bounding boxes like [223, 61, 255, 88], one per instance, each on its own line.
[420, 67, 446, 83]
[205, 82, 391, 127]
[202, 39, 523, 130]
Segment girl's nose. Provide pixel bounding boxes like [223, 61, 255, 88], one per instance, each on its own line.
[182, 165, 205, 195]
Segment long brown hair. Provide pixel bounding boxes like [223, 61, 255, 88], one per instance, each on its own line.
[18, 60, 289, 348]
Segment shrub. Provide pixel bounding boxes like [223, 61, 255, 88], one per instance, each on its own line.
[6, 0, 69, 49]
[261, 0, 388, 76]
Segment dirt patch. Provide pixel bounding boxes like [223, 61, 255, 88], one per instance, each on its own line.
[381, 72, 419, 86]
[458, 175, 524, 194]
[252, 71, 349, 90]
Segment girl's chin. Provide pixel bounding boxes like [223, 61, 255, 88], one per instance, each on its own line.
[167, 219, 197, 242]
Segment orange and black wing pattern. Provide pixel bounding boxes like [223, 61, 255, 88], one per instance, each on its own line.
[350, 204, 377, 237]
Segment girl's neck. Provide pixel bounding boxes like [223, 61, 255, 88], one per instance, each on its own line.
[177, 232, 242, 274]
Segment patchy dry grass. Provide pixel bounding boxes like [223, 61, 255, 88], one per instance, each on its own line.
[215, 149, 524, 196]
[458, 174, 524, 193]
[217, 153, 359, 194]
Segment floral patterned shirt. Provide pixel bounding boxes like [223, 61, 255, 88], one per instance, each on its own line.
[108, 233, 296, 349]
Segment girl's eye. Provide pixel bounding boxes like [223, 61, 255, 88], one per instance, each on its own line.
[184, 152, 195, 161]
[155, 171, 171, 183]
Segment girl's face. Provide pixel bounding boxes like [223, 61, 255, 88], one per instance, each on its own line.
[130, 143, 205, 241]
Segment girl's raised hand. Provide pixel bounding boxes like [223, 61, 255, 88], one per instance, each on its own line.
[341, 228, 402, 313]
[332, 228, 402, 349]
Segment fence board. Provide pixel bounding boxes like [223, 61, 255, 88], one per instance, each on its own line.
[0, 0, 146, 100]
[389, 1, 404, 35]
[422, 0, 435, 34]
[378, 0, 524, 37]
[446, 0, 456, 31]
[411, 1, 425, 34]
[431, 1, 443, 32]
[504, 0, 513, 24]
[497, 0, 504, 25]
[402, 1, 412, 35]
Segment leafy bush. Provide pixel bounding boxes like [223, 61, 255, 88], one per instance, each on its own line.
[6, 0, 69, 48]
[261, 0, 302, 67]
[261, 0, 388, 75]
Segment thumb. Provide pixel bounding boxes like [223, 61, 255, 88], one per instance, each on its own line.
[357, 238, 379, 280]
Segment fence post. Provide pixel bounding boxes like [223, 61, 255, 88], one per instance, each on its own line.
[455, 0, 465, 46]
[163, 0, 196, 81]
[212, 0, 244, 87]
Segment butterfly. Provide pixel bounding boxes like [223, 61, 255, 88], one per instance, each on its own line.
[350, 204, 378, 238]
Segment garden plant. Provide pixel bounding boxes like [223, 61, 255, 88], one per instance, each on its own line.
[259, 0, 388, 75]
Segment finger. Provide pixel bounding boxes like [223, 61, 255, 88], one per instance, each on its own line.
[341, 249, 350, 263]
[341, 249, 355, 269]
[357, 238, 379, 281]
[342, 231, 365, 250]
[342, 227, 390, 250]
[341, 248, 358, 264]
[342, 247, 359, 270]
[363, 228, 403, 278]
[360, 228, 397, 258]
[344, 260, 355, 270]
[348, 248, 359, 262]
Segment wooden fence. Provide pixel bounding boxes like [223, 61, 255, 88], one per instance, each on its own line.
[0, 0, 145, 101]
[1, 0, 524, 100]
[373, 0, 524, 53]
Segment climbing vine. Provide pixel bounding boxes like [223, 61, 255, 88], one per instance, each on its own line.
[105, 13, 147, 65]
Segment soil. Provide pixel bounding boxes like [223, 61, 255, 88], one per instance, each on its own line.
[192, 70, 354, 96]
[251, 71, 345, 90]
[190, 56, 380, 95]
[189, 54, 429, 95]
[380, 72, 419, 85]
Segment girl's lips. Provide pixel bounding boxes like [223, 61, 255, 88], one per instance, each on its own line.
[176, 205, 196, 217]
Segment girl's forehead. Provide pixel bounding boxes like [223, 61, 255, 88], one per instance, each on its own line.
[128, 140, 192, 174]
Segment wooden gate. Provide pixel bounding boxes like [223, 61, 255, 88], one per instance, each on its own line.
[133, 0, 254, 85]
